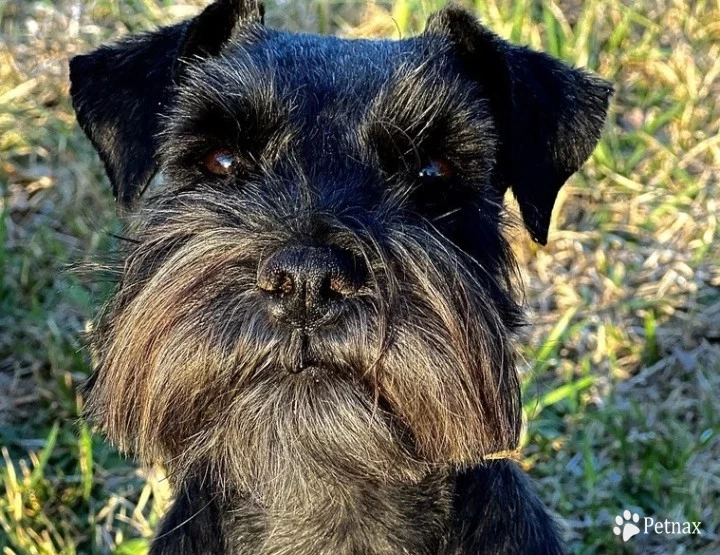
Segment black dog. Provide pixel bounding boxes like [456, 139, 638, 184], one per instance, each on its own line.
[70, 1, 611, 553]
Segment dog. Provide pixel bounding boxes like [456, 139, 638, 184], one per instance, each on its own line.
[70, 1, 611, 553]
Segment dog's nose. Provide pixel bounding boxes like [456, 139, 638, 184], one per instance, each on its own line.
[257, 246, 365, 329]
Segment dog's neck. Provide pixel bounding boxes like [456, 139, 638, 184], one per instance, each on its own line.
[220, 472, 453, 555]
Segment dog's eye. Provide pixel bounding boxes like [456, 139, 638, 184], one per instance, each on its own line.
[201, 149, 237, 176]
[418, 160, 453, 181]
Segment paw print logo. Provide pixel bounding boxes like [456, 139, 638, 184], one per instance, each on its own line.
[614, 510, 641, 542]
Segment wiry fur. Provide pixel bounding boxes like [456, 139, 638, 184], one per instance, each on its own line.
[70, 1, 611, 553]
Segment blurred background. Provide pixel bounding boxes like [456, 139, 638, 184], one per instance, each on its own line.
[0, 0, 718, 553]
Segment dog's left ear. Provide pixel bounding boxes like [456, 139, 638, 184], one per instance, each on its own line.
[426, 7, 613, 244]
[70, 0, 264, 207]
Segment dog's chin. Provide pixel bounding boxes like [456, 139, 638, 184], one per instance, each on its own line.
[161, 363, 429, 505]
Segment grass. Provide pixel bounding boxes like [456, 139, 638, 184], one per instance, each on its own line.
[1, 0, 718, 553]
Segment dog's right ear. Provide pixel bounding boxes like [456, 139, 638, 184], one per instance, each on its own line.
[69, 0, 264, 208]
[426, 7, 612, 245]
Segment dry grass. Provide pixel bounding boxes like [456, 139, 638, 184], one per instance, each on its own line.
[1, 0, 718, 553]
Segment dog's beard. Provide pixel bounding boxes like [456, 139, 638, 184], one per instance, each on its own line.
[87, 196, 522, 500]
[201, 372, 425, 506]
[90, 316, 425, 504]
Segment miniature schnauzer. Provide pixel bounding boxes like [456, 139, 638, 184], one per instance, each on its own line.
[70, 0, 611, 553]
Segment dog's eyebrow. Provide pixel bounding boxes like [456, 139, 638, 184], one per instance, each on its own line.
[361, 61, 488, 156]
[165, 57, 290, 148]
[171, 92, 286, 145]
[368, 68, 454, 138]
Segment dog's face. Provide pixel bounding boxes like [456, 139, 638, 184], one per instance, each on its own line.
[71, 0, 610, 502]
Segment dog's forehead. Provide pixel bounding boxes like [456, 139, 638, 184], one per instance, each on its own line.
[226, 29, 447, 104]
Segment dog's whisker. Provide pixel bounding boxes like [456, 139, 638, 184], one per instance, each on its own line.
[431, 207, 462, 222]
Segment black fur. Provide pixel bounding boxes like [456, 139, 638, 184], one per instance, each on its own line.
[70, 1, 611, 553]
[426, 7, 612, 244]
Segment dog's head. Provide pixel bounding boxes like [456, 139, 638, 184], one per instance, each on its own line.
[71, 0, 611, 501]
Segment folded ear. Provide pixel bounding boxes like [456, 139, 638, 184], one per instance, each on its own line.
[426, 7, 613, 244]
[69, 0, 264, 208]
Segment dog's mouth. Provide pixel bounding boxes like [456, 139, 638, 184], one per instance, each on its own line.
[291, 362, 334, 381]
[281, 331, 343, 378]
[290, 341, 318, 375]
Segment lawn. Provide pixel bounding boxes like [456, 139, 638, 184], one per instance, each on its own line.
[1, 0, 718, 553]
